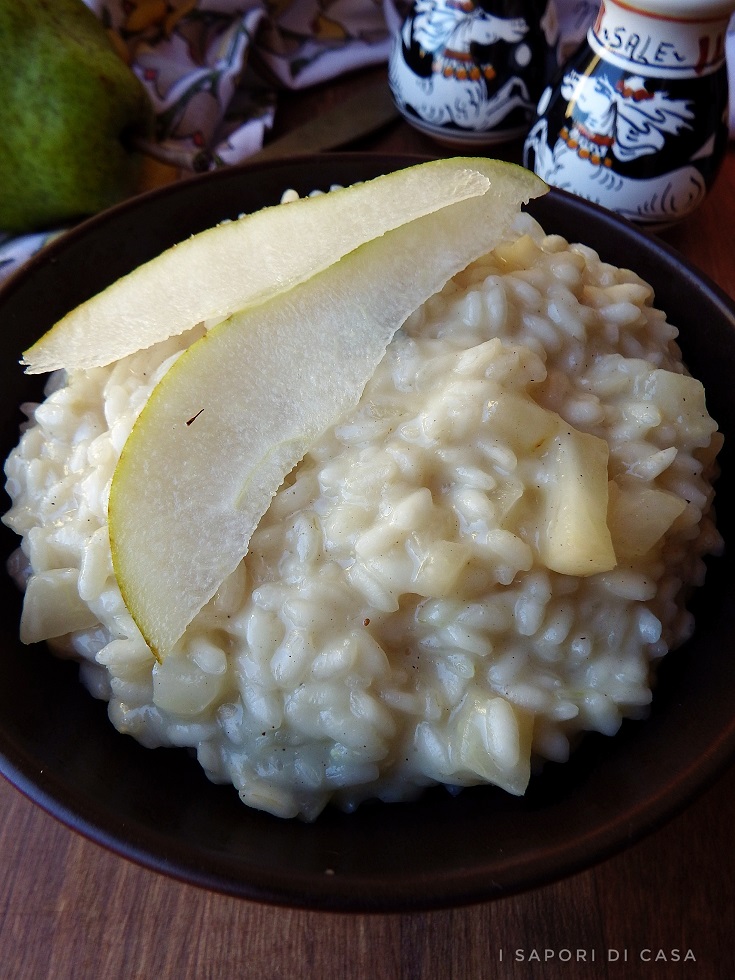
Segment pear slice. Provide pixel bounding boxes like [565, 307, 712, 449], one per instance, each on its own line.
[22, 158, 510, 375]
[108, 162, 546, 659]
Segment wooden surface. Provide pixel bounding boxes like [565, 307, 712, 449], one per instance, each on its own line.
[2, 65, 735, 980]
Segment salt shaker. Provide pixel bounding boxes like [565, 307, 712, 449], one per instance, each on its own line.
[524, 0, 735, 227]
[387, 0, 560, 146]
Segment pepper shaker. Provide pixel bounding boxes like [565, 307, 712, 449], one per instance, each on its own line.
[387, 0, 560, 146]
[524, 0, 735, 227]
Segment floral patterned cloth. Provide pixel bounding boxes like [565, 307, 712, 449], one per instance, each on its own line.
[0, 0, 390, 284]
[0, 1, 732, 286]
[89, 0, 391, 171]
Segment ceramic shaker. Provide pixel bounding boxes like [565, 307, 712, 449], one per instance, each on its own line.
[524, 0, 735, 227]
[387, 0, 560, 146]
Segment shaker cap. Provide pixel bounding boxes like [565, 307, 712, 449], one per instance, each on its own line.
[610, 0, 735, 18]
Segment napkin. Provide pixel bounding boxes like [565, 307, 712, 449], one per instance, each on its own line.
[0, 0, 391, 284]
[0, 0, 733, 286]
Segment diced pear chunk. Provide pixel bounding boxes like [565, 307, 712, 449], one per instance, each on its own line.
[493, 233, 545, 272]
[454, 691, 533, 795]
[20, 569, 99, 644]
[607, 482, 686, 559]
[537, 428, 617, 576]
[635, 370, 717, 446]
[481, 383, 616, 577]
[484, 385, 561, 454]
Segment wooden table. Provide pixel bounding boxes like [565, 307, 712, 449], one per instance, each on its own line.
[1, 66, 734, 980]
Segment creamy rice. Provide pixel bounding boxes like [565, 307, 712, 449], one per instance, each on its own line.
[3, 209, 722, 820]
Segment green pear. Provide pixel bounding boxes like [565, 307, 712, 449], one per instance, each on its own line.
[0, 0, 153, 233]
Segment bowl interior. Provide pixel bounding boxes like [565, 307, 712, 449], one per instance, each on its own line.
[1, 154, 734, 912]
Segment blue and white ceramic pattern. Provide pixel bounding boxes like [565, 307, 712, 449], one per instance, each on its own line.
[524, 0, 735, 227]
[387, 0, 559, 146]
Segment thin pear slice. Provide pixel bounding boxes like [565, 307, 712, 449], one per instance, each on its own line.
[21, 158, 501, 375]
[108, 163, 546, 660]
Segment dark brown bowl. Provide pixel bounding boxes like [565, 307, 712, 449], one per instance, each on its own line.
[1, 154, 734, 912]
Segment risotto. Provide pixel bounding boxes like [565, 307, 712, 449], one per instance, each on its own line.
[3, 208, 722, 821]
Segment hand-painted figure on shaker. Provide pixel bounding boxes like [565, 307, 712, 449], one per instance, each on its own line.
[389, 0, 558, 143]
[524, 67, 706, 223]
[524, 0, 733, 226]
